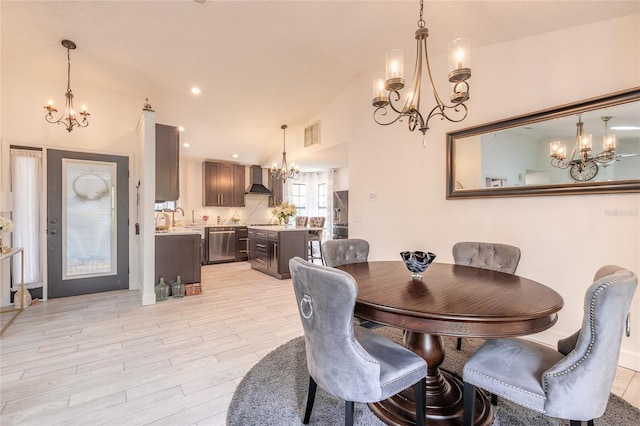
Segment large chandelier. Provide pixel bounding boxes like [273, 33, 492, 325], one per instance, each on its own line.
[372, 0, 471, 147]
[271, 124, 300, 183]
[44, 40, 90, 132]
[550, 116, 630, 181]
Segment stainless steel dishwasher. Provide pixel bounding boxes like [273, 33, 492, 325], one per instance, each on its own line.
[206, 227, 236, 264]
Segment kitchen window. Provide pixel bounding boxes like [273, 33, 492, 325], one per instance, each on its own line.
[317, 183, 327, 219]
[155, 201, 176, 211]
[291, 183, 306, 216]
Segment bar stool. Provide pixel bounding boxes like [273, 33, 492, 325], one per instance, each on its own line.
[307, 216, 325, 264]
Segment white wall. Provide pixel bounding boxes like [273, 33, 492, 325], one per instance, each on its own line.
[306, 15, 640, 369]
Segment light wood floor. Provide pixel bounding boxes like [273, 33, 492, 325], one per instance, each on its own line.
[1, 262, 639, 426]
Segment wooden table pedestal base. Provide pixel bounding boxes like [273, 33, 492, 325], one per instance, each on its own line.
[369, 331, 493, 425]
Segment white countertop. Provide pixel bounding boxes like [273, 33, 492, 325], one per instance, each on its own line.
[155, 229, 201, 236]
[247, 225, 323, 232]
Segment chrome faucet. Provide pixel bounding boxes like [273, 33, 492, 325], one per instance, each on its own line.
[172, 207, 185, 227]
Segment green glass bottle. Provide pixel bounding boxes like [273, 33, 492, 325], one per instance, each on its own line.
[155, 277, 169, 302]
[172, 275, 185, 298]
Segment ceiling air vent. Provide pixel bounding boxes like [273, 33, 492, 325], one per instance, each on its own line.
[304, 122, 320, 147]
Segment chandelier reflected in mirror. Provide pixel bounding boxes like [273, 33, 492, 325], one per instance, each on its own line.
[550, 115, 638, 181]
[271, 124, 300, 183]
[371, 0, 471, 147]
[44, 39, 90, 132]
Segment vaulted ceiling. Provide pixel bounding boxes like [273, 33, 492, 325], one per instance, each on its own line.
[2, 1, 638, 170]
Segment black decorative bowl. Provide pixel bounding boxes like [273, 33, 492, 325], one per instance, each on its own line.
[400, 251, 437, 279]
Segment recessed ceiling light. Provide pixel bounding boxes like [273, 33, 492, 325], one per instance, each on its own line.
[182, 142, 190, 148]
[178, 126, 185, 132]
[191, 87, 201, 95]
[232, 153, 239, 158]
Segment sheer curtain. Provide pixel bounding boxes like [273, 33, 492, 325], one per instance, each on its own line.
[10, 148, 43, 286]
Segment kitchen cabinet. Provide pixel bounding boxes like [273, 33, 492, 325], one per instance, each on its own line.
[233, 163, 246, 207]
[203, 162, 245, 207]
[248, 228, 269, 271]
[155, 233, 201, 286]
[156, 123, 180, 202]
[235, 226, 248, 261]
[248, 227, 308, 279]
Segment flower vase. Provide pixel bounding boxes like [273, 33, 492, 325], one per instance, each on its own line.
[0, 237, 9, 254]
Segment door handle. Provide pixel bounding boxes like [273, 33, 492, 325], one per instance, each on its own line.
[50, 228, 58, 234]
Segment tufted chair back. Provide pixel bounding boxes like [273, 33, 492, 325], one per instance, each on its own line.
[452, 241, 521, 274]
[543, 266, 637, 420]
[289, 256, 428, 426]
[322, 239, 369, 268]
[462, 265, 637, 425]
[289, 256, 382, 402]
[296, 216, 309, 227]
[308, 216, 326, 239]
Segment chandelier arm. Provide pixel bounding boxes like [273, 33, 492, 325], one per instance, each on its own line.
[385, 90, 408, 115]
[409, 34, 423, 113]
[373, 91, 411, 127]
[550, 158, 571, 169]
[373, 109, 408, 127]
[439, 103, 469, 123]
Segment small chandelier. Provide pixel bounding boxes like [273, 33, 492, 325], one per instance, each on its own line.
[44, 40, 90, 132]
[271, 124, 300, 183]
[372, 0, 471, 147]
[549, 116, 622, 181]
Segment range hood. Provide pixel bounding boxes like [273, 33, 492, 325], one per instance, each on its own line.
[245, 165, 273, 195]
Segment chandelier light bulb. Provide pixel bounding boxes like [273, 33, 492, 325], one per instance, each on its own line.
[372, 72, 389, 107]
[580, 134, 592, 151]
[601, 116, 616, 152]
[603, 134, 616, 152]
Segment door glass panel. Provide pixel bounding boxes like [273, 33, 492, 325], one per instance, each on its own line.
[62, 159, 117, 279]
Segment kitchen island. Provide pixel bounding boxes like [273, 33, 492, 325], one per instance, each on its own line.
[247, 225, 313, 279]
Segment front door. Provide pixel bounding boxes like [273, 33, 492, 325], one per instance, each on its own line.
[47, 149, 129, 298]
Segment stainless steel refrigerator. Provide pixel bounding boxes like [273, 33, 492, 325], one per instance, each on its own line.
[332, 190, 348, 239]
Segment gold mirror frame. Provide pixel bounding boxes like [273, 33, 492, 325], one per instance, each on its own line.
[446, 87, 640, 199]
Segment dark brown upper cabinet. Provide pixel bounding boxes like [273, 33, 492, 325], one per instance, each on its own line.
[203, 162, 245, 207]
[155, 123, 180, 202]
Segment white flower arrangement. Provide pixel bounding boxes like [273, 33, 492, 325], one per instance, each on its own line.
[0, 216, 14, 233]
[271, 201, 297, 224]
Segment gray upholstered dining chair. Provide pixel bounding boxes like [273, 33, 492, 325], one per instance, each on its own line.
[307, 216, 326, 263]
[289, 257, 427, 426]
[296, 216, 309, 227]
[452, 241, 521, 350]
[322, 239, 379, 329]
[462, 265, 638, 426]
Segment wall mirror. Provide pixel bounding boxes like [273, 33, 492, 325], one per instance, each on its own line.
[447, 88, 640, 198]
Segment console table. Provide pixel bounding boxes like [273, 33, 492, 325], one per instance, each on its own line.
[1, 247, 25, 336]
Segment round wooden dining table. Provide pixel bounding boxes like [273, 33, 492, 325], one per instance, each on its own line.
[334, 261, 564, 426]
